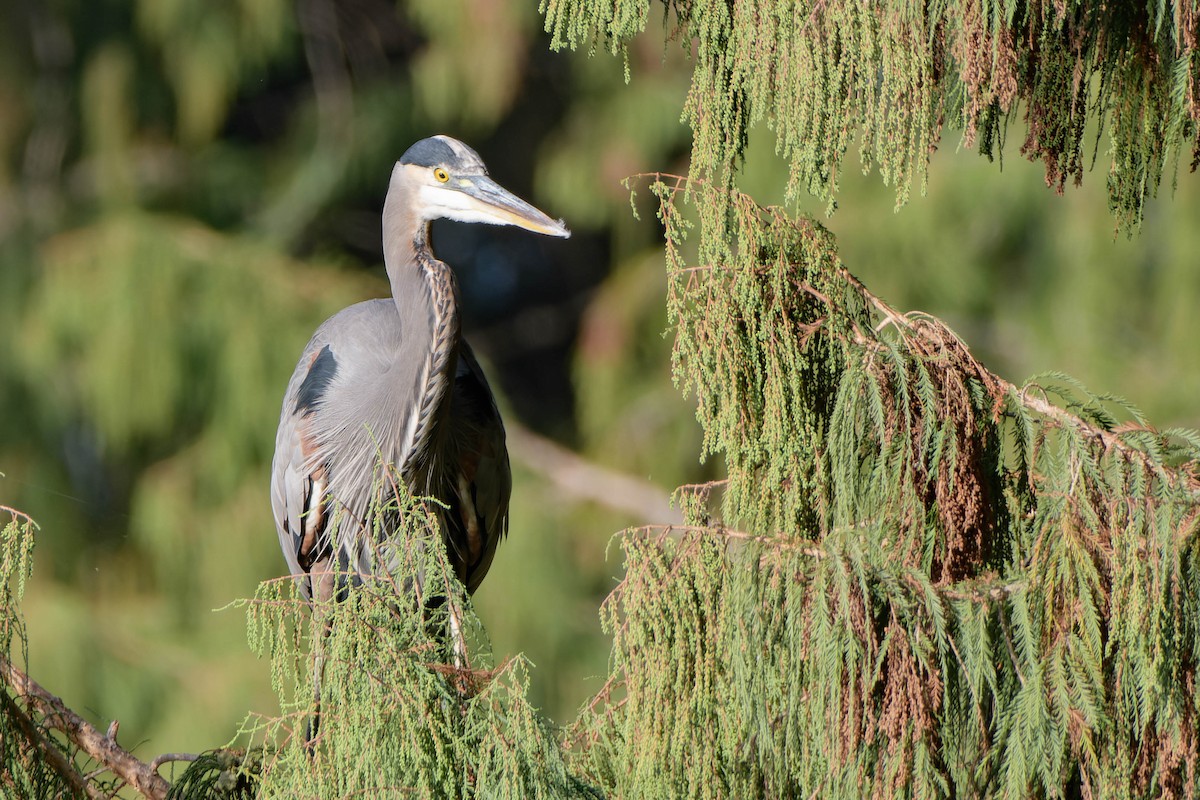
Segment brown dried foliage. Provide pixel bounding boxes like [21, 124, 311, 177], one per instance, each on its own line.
[868, 313, 1006, 584]
[952, 0, 1020, 148]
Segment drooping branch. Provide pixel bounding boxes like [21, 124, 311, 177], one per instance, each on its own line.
[651, 171, 1200, 495]
[547, 0, 1200, 230]
[563, 170, 1200, 799]
[845, 266, 1200, 481]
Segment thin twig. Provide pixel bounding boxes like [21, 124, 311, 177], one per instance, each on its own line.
[0, 505, 38, 526]
[628, 524, 1031, 607]
[148, 752, 199, 777]
[627, 523, 825, 558]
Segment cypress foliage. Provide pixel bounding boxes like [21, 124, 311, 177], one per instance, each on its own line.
[564, 175, 1200, 798]
[232, 479, 601, 799]
[4, 3, 1200, 798]
[543, 0, 1200, 229]
[0, 485, 604, 798]
[540, 2, 1200, 795]
[0, 509, 83, 798]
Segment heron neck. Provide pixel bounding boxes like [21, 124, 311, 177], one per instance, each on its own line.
[381, 201, 461, 477]
[382, 184, 430, 281]
[381, 217, 460, 340]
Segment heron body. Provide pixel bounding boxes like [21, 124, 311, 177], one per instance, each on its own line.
[270, 135, 568, 605]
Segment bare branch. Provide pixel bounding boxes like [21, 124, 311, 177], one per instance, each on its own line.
[0, 683, 101, 799]
[506, 422, 683, 525]
[0, 655, 171, 800]
[1, 505, 38, 527]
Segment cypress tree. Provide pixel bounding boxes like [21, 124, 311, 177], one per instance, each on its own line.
[546, 1, 1200, 797]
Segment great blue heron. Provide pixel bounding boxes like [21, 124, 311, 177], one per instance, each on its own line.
[270, 135, 569, 640]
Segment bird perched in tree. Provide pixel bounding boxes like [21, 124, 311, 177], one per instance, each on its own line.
[270, 135, 569, 622]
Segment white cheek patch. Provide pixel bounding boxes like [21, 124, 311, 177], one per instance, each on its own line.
[418, 184, 512, 226]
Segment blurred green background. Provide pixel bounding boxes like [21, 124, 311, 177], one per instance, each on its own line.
[0, 0, 1197, 766]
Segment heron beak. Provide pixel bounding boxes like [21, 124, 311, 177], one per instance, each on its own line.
[455, 176, 571, 238]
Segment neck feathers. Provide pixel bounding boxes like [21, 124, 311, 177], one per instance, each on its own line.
[382, 176, 461, 481]
[406, 247, 460, 480]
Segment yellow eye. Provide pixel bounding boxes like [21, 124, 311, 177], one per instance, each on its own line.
[433, 167, 449, 183]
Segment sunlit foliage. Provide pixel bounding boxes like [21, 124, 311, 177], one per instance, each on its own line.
[566, 177, 1200, 799]
[544, 0, 1200, 228]
[225, 482, 601, 799]
[0, 509, 67, 799]
[540, 1, 1200, 795]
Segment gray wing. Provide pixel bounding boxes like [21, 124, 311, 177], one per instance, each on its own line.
[271, 303, 509, 599]
[270, 299, 411, 600]
[442, 339, 511, 594]
[270, 332, 338, 600]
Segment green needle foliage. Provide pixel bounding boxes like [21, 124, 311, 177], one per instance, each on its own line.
[538, 3, 1200, 795]
[564, 176, 1200, 798]
[229, 479, 600, 800]
[0, 509, 77, 799]
[543, 0, 1200, 229]
[1, 483, 604, 798]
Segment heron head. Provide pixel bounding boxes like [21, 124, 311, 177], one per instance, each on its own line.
[395, 135, 570, 238]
